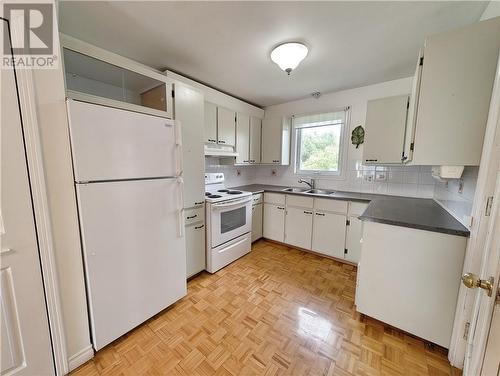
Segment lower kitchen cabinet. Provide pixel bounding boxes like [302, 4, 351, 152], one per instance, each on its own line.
[185, 221, 206, 278]
[263, 203, 285, 242]
[345, 216, 363, 263]
[252, 203, 263, 242]
[312, 211, 346, 259]
[285, 206, 313, 249]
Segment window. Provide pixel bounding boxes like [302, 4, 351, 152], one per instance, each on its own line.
[294, 109, 348, 176]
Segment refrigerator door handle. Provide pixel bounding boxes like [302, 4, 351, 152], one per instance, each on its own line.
[174, 120, 183, 176]
[176, 177, 184, 238]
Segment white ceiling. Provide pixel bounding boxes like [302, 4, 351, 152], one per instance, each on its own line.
[59, 1, 488, 107]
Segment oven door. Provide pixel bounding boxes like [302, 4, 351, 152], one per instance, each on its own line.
[210, 196, 252, 247]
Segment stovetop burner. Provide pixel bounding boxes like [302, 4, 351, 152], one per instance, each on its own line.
[207, 194, 222, 199]
[217, 189, 229, 193]
[205, 192, 211, 196]
[227, 190, 242, 195]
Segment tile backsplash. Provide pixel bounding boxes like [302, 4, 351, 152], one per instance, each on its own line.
[433, 167, 479, 227]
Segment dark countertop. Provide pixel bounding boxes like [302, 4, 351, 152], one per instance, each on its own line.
[231, 184, 470, 237]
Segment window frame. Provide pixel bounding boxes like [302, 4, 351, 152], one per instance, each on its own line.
[293, 108, 350, 179]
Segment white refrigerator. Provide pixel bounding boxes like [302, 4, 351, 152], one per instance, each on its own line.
[67, 100, 186, 350]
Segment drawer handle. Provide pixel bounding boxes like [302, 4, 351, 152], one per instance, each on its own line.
[187, 214, 198, 219]
[365, 159, 378, 162]
[304, 211, 313, 215]
[195, 201, 204, 205]
[208, 139, 217, 143]
[218, 140, 226, 144]
[194, 224, 204, 230]
[315, 212, 325, 216]
[277, 206, 285, 210]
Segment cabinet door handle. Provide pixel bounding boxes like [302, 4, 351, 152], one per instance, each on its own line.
[218, 140, 226, 144]
[243, 160, 249, 163]
[315, 212, 325, 216]
[208, 139, 216, 143]
[186, 214, 197, 219]
[250, 160, 256, 163]
[277, 206, 285, 210]
[304, 211, 313, 215]
[195, 201, 204, 206]
[365, 159, 378, 162]
[194, 224, 205, 230]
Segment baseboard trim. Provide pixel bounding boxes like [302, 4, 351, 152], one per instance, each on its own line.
[68, 345, 94, 372]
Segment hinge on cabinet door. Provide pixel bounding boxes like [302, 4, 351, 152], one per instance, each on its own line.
[419, 56, 424, 66]
[346, 219, 350, 226]
[463, 322, 470, 340]
[344, 249, 348, 255]
[410, 142, 414, 151]
[485, 196, 494, 217]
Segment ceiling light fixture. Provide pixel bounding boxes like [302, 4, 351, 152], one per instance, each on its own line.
[270, 42, 308, 75]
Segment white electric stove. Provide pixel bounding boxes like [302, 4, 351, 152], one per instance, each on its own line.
[204, 173, 252, 273]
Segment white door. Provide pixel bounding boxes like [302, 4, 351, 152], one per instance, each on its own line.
[174, 83, 205, 208]
[261, 116, 282, 164]
[204, 102, 217, 144]
[252, 203, 263, 242]
[1, 33, 54, 375]
[67, 99, 180, 182]
[217, 107, 236, 146]
[312, 211, 346, 259]
[185, 222, 206, 278]
[345, 216, 363, 263]
[285, 207, 313, 249]
[363, 95, 409, 164]
[263, 204, 285, 242]
[235, 113, 250, 164]
[249, 116, 261, 164]
[76, 178, 186, 350]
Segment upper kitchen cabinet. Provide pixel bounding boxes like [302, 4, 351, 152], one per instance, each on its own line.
[61, 35, 172, 119]
[249, 117, 262, 164]
[173, 82, 205, 208]
[403, 17, 500, 165]
[217, 107, 237, 146]
[261, 116, 291, 165]
[363, 94, 409, 164]
[235, 113, 250, 164]
[204, 102, 218, 144]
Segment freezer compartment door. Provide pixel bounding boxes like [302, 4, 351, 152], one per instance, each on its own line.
[76, 178, 186, 350]
[67, 99, 181, 182]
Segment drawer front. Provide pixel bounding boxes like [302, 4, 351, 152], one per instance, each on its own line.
[349, 202, 369, 217]
[185, 206, 205, 226]
[286, 194, 313, 208]
[314, 198, 348, 214]
[252, 193, 263, 205]
[264, 192, 285, 205]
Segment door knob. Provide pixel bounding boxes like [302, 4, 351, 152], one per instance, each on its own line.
[462, 273, 494, 297]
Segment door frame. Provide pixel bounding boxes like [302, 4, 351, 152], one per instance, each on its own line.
[6, 14, 69, 375]
[448, 51, 500, 370]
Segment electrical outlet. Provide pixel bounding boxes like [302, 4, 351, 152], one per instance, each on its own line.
[375, 172, 386, 181]
[271, 169, 277, 176]
[236, 169, 241, 176]
[364, 174, 374, 182]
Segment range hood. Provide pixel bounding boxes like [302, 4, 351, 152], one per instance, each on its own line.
[204, 144, 239, 157]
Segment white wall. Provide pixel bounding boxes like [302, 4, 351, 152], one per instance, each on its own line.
[33, 32, 92, 368]
[214, 77, 436, 198]
[481, 1, 500, 20]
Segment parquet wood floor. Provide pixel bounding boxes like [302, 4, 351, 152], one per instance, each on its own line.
[70, 240, 462, 376]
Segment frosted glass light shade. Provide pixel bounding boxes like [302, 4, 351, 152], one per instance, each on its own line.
[271, 42, 308, 75]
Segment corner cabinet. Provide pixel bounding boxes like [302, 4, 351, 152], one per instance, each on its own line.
[363, 95, 409, 165]
[261, 116, 291, 165]
[404, 17, 500, 165]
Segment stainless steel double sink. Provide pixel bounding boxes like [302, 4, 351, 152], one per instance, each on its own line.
[281, 187, 335, 196]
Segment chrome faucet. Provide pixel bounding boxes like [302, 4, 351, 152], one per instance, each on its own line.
[298, 178, 315, 189]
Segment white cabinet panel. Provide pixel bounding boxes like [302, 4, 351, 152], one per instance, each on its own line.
[235, 113, 250, 164]
[174, 83, 205, 208]
[348, 202, 369, 217]
[345, 216, 363, 263]
[263, 203, 285, 242]
[264, 192, 285, 205]
[185, 222, 206, 278]
[252, 193, 263, 205]
[217, 107, 236, 146]
[262, 116, 291, 165]
[363, 95, 409, 164]
[285, 207, 313, 249]
[403, 52, 423, 163]
[286, 194, 313, 208]
[204, 102, 217, 144]
[184, 206, 204, 226]
[312, 211, 346, 259]
[314, 198, 348, 214]
[249, 116, 261, 164]
[252, 203, 263, 242]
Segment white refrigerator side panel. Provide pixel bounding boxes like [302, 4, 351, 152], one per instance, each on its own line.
[67, 100, 180, 182]
[76, 179, 186, 350]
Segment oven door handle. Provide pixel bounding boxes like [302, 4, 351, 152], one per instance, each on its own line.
[212, 197, 252, 209]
